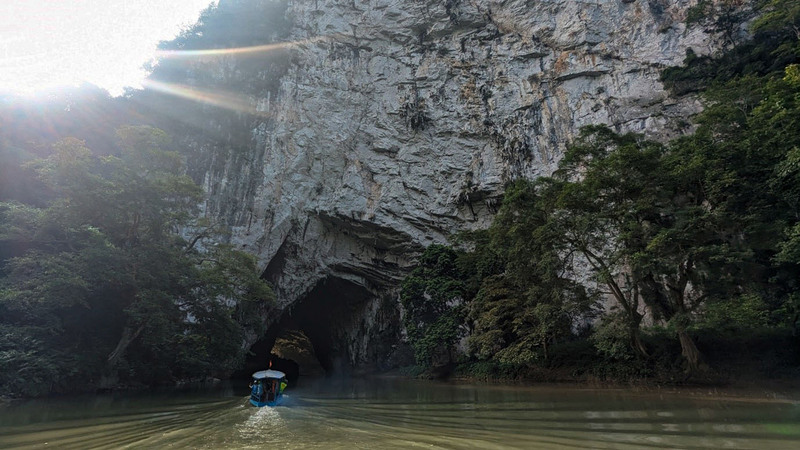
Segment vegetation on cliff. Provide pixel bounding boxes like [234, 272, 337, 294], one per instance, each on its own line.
[0, 127, 273, 397]
[404, 2, 800, 382]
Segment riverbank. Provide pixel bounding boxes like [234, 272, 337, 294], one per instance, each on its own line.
[392, 329, 800, 401]
[385, 366, 800, 403]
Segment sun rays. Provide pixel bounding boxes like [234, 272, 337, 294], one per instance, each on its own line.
[143, 34, 337, 115]
[141, 79, 271, 117]
[154, 37, 321, 59]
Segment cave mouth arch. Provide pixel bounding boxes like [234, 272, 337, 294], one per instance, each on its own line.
[241, 277, 375, 382]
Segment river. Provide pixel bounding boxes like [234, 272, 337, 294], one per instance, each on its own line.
[1, 378, 799, 449]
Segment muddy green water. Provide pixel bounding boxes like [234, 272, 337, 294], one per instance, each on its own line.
[1, 378, 799, 449]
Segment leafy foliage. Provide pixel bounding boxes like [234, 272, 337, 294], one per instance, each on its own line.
[0, 127, 273, 397]
[752, 0, 800, 57]
[465, 180, 595, 365]
[663, 1, 799, 95]
[400, 245, 466, 367]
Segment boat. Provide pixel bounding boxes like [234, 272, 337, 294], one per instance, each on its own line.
[249, 369, 288, 407]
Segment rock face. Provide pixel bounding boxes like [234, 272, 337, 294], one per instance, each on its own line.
[176, 0, 718, 370]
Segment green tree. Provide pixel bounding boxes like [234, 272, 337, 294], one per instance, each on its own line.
[400, 245, 466, 368]
[466, 180, 594, 364]
[752, 0, 800, 51]
[551, 126, 738, 373]
[670, 65, 800, 329]
[551, 127, 666, 360]
[751, 65, 800, 330]
[663, 1, 799, 95]
[0, 127, 274, 396]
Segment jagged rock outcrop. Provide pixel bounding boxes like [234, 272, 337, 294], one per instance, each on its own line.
[161, 0, 722, 370]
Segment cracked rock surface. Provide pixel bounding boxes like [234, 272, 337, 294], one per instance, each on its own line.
[178, 0, 717, 369]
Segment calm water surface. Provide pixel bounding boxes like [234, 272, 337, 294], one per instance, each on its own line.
[1, 378, 799, 449]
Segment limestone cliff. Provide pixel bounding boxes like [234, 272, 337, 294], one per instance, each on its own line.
[151, 0, 723, 371]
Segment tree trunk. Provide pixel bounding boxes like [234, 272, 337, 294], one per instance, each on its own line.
[628, 310, 650, 358]
[107, 324, 145, 369]
[630, 324, 649, 359]
[677, 327, 702, 374]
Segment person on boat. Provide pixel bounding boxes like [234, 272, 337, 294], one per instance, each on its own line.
[250, 379, 266, 402]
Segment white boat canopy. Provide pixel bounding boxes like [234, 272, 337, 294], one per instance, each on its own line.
[252, 370, 286, 379]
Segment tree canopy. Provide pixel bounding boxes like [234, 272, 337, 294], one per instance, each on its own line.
[0, 126, 273, 397]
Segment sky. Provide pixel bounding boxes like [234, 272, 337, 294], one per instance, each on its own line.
[0, 0, 217, 96]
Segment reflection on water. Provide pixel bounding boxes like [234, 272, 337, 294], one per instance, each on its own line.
[1, 378, 799, 449]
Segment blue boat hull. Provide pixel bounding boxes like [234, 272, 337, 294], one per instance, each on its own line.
[249, 394, 282, 407]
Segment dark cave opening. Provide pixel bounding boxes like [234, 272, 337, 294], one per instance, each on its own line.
[238, 277, 372, 383]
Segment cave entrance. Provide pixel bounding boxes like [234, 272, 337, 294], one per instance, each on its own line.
[271, 329, 325, 377]
[241, 277, 373, 381]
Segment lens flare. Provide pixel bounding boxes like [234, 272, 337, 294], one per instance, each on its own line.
[141, 79, 269, 116]
[154, 35, 336, 59]
[143, 35, 341, 114]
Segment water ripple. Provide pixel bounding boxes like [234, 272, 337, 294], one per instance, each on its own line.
[1, 382, 799, 449]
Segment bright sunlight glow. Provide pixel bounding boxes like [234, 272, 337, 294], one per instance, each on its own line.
[0, 0, 217, 96]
